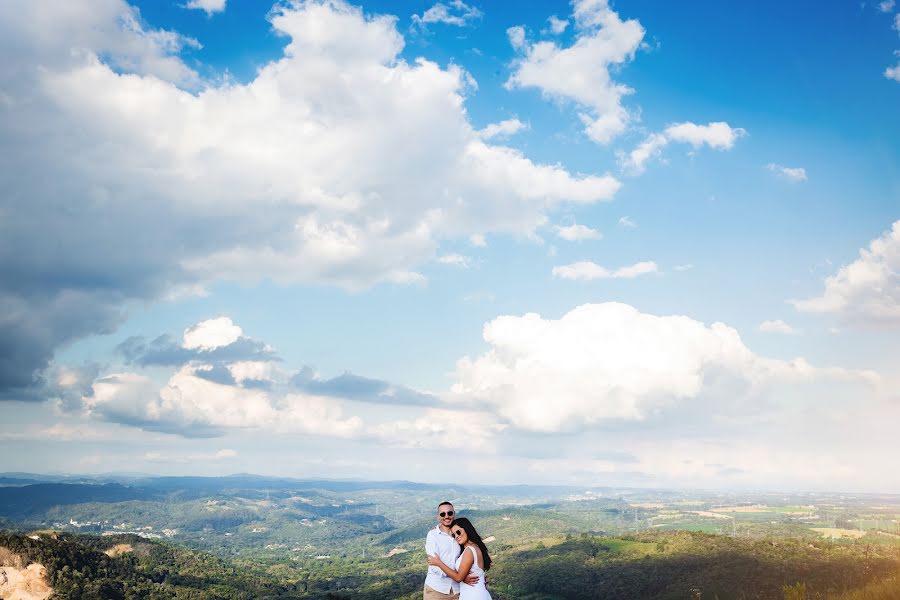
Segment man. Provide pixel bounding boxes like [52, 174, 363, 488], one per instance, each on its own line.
[424, 501, 478, 599]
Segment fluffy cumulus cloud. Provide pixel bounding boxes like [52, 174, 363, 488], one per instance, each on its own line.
[555, 223, 601, 241]
[619, 122, 747, 175]
[84, 367, 365, 438]
[545, 16, 569, 35]
[552, 260, 657, 280]
[477, 117, 527, 140]
[886, 54, 900, 82]
[411, 0, 481, 29]
[450, 303, 877, 432]
[766, 163, 807, 182]
[0, 0, 621, 399]
[29, 310, 894, 487]
[74, 315, 506, 453]
[791, 220, 900, 326]
[664, 122, 746, 148]
[182, 317, 243, 351]
[506, 0, 645, 144]
[184, 0, 227, 16]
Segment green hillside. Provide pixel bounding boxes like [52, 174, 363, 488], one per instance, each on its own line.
[3, 529, 899, 600]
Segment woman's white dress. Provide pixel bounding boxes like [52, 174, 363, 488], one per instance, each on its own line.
[455, 545, 492, 599]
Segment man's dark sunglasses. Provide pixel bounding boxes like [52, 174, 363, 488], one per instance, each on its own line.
[439, 510, 454, 517]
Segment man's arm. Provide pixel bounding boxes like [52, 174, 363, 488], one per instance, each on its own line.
[424, 531, 441, 576]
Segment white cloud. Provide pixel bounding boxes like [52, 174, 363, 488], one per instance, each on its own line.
[674, 263, 693, 272]
[791, 220, 900, 326]
[879, 0, 895, 12]
[469, 234, 487, 247]
[506, 25, 527, 51]
[227, 361, 276, 383]
[372, 408, 504, 451]
[184, 0, 226, 16]
[545, 15, 569, 35]
[555, 223, 601, 241]
[450, 303, 878, 432]
[0, 0, 201, 87]
[766, 163, 808, 182]
[552, 260, 657, 280]
[85, 367, 365, 438]
[0, 0, 623, 390]
[412, 0, 481, 28]
[759, 319, 799, 335]
[437, 253, 472, 268]
[619, 122, 746, 174]
[618, 133, 668, 174]
[478, 118, 527, 140]
[77, 317, 504, 445]
[462, 142, 620, 208]
[505, 0, 645, 144]
[664, 121, 747, 149]
[886, 61, 900, 82]
[183, 317, 243, 351]
[618, 215, 637, 228]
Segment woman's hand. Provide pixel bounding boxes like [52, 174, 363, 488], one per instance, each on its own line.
[427, 554, 443, 567]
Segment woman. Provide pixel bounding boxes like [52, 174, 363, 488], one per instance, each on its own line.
[426, 517, 492, 599]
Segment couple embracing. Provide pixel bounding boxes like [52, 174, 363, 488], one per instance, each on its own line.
[423, 501, 492, 600]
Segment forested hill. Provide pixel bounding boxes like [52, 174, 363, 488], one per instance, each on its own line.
[2, 530, 900, 600]
[0, 531, 315, 599]
[489, 532, 900, 600]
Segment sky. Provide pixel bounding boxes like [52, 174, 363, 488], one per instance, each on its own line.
[0, 0, 898, 492]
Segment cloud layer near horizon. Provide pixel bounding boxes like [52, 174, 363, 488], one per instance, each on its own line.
[46, 303, 892, 489]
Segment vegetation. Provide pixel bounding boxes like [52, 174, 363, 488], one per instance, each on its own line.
[1, 476, 899, 598]
[487, 532, 900, 600]
[828, 573, 900, 599]
[2, 529, 899, 599]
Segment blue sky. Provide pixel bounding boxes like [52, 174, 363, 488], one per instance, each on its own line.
[0, 0, 898, 491]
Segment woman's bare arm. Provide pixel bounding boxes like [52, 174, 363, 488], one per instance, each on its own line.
[426, 549, 474, 583]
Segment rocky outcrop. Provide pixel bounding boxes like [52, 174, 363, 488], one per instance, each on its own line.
[0, 548, 52, 600]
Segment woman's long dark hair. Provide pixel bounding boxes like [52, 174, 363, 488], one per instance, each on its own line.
[452, 517, 492, 571]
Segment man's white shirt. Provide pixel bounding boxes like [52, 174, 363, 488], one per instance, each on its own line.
[424, 525, 461, 594]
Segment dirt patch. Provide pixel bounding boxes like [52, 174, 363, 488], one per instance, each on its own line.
[811, 527, 866, 539]
[0, 563, 53, 600]
[690, 511, 733, 520]
[711, 505, 769, 513]
[385, 548, 408, 557]
[105, 543, 133, 557]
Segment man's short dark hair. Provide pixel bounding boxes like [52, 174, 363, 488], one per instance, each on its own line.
[438, 501, 453, 509]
